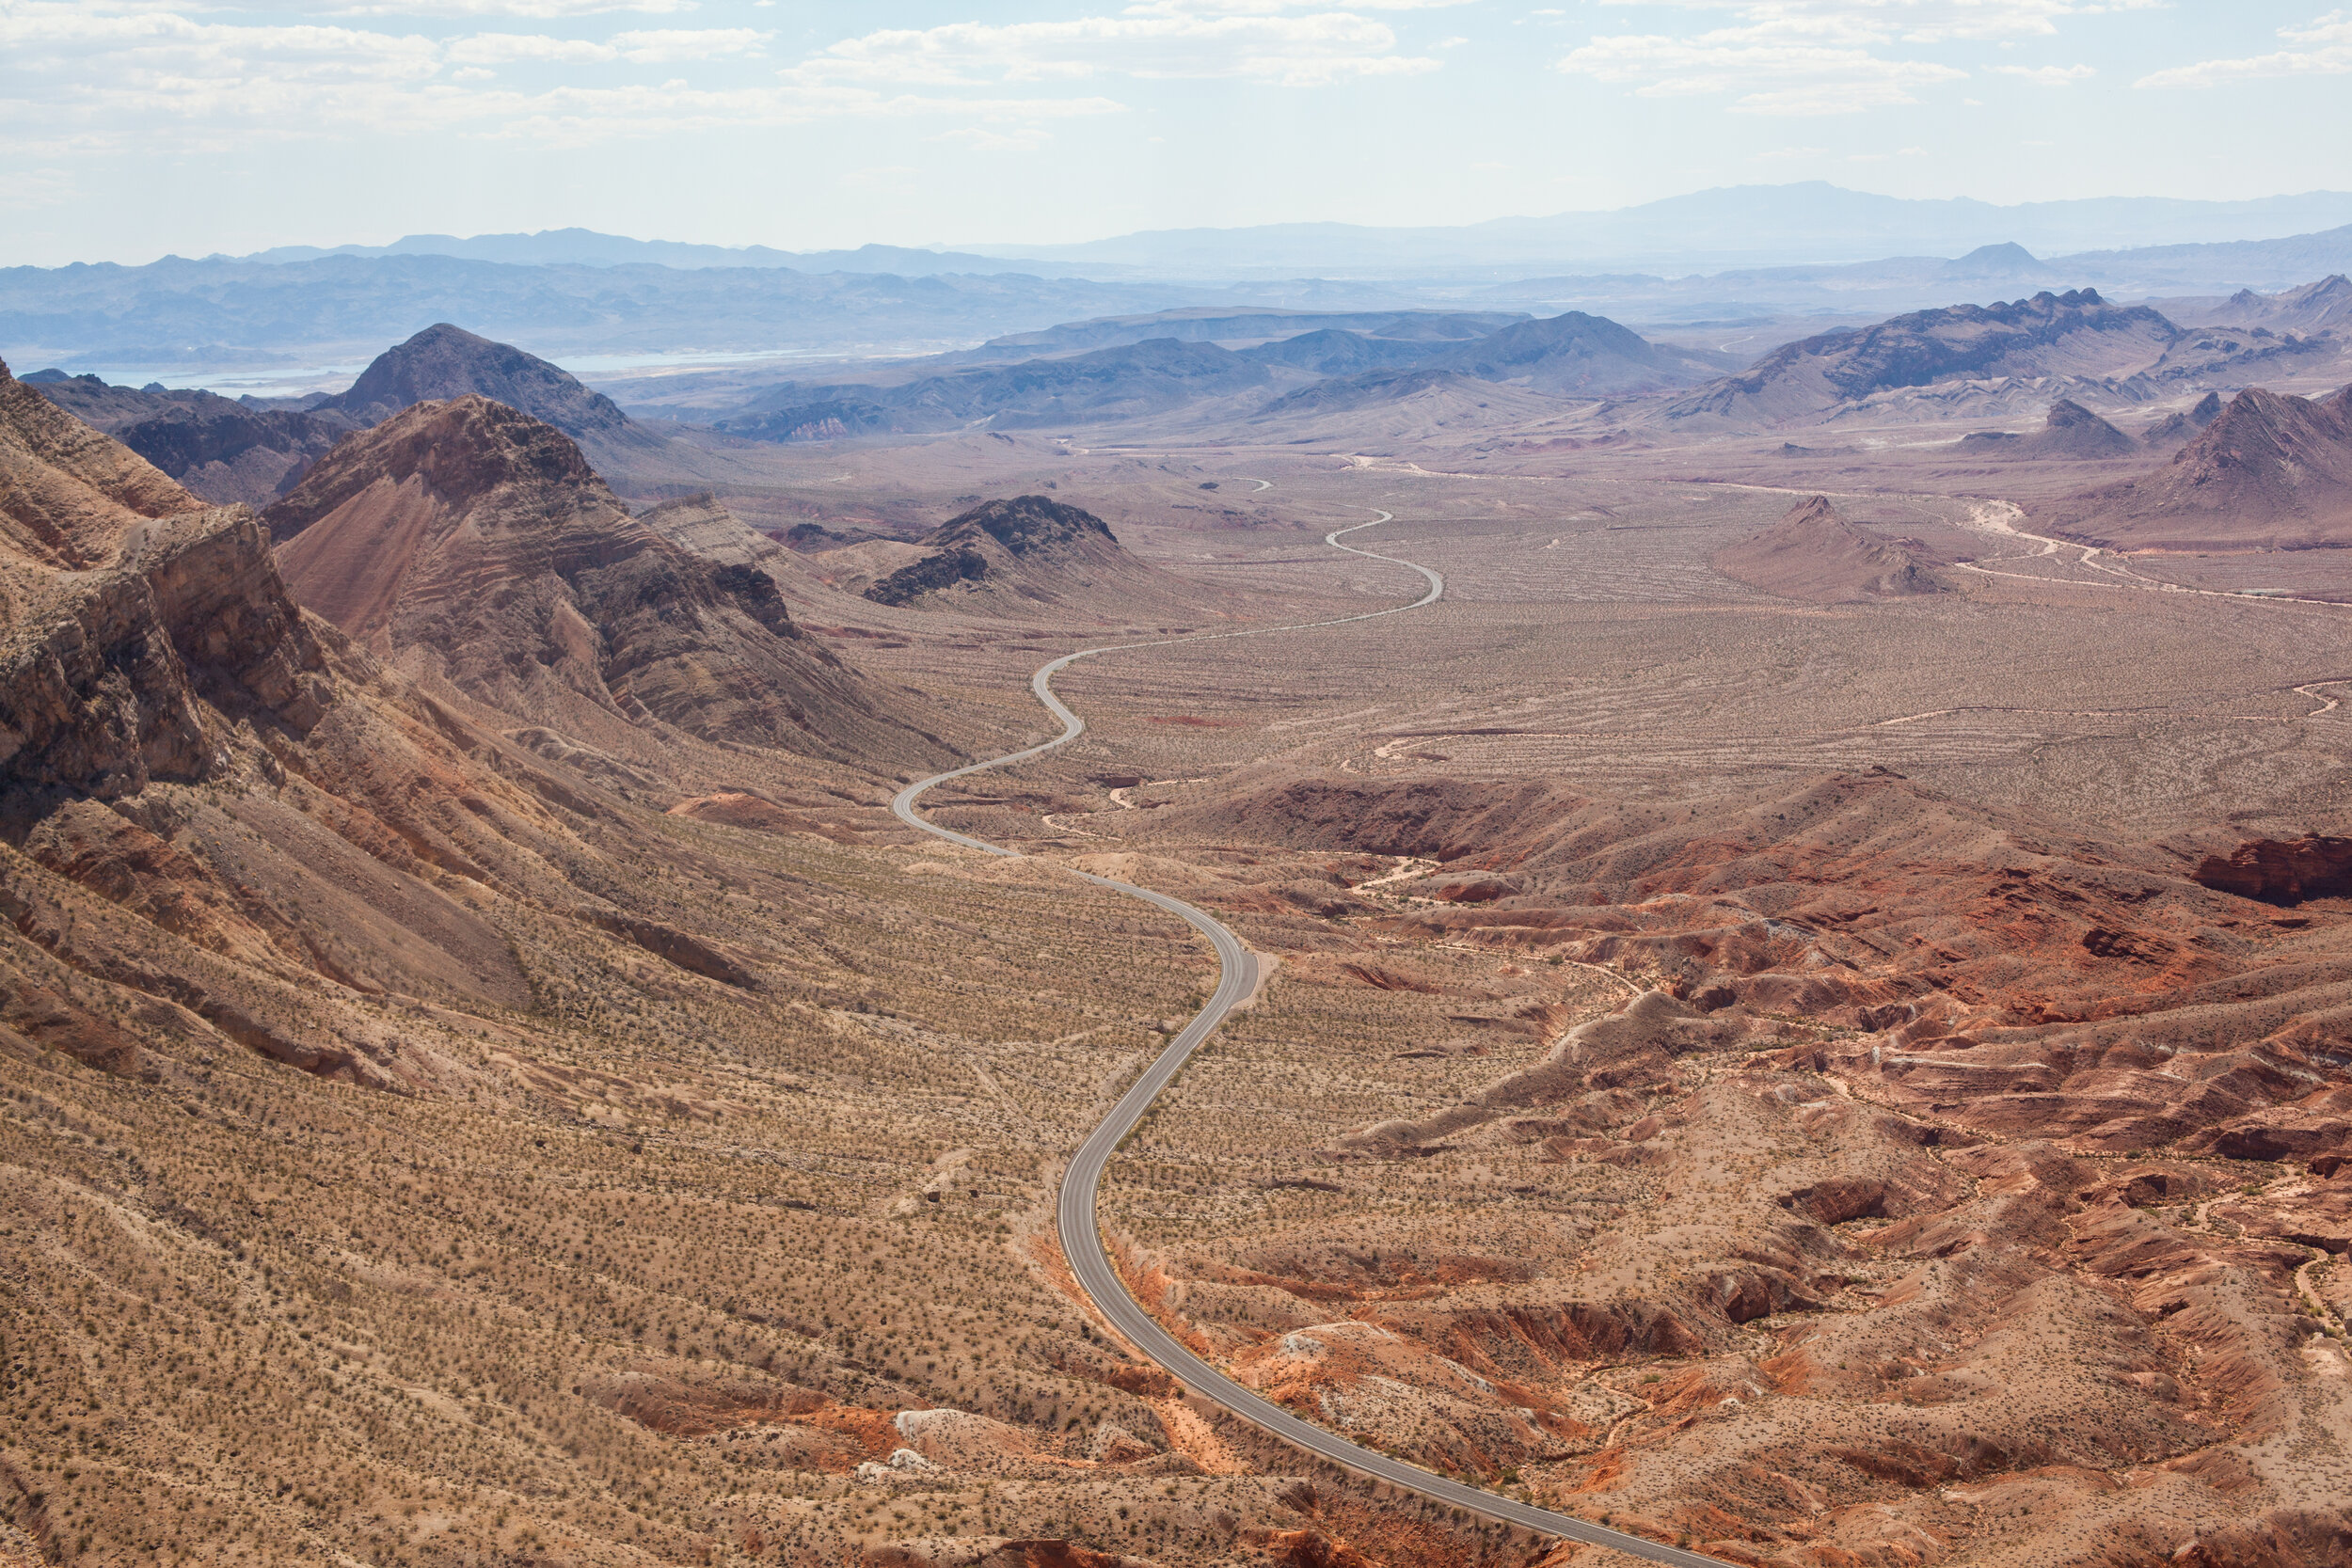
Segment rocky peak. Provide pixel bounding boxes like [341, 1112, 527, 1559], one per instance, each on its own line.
[924, 494, 1114, 558]
[319, 324, 628, 437]
[262, 394, 606, 546]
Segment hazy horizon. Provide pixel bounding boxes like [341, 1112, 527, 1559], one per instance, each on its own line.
[6, 2, 2350, 268]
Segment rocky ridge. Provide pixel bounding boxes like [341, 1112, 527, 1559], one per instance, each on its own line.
[263, 395, 946, 768]
[2042, 382, 2352, 549]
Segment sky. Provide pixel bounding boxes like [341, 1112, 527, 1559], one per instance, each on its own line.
[3, 0, 2349, 265]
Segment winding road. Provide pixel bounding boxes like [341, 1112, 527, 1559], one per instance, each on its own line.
[892, 510, 1729, 1567]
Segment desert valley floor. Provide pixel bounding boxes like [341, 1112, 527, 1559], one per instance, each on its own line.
[4, 300, 2352, 1568]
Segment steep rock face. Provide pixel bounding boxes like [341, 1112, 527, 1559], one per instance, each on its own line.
[2042, 384, 2352, 549]
[864, 494, 1147, 610]
[1668, 290, 2178, 426]
[25, 375, 347, 506]
[0, 360, 336, 798]
[1959, 398, 2137, 459]
[1708, 494, 1942, 601]
[318, 323, 629, 438]
[264, 396, 942, 767]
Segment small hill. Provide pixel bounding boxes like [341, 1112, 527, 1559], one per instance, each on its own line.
[1710, 494, 1943, 602]
[24, 374, 346, 506]
[863, 495, 1152, 610]
[2142, 390, 2224, 448]
[318, 324, 634, 442]
[263, 396, 943, 766]
[1668, 289, 2179, 426]
[721, 339, 1268, 441]
[2041, 383, 2352, 550]
[1422, 310, 1727, 395]
[1958, 398, 2137, 459]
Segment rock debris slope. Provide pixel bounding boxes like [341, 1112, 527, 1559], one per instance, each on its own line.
[263, 395, 945, 768]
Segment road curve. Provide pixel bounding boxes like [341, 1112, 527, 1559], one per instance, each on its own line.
[892, 513, 1728, 1568]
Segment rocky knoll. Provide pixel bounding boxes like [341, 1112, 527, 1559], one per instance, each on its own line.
[264, 395, 946, 768]
[1709, 494, 1943, 601]
[24, 372, 347, 506]
[1958, 396, 2137, 460]
[864, 494, 1155, 611]
[2042, 382, 2352, 550]
[1667, 289, 2179, 426]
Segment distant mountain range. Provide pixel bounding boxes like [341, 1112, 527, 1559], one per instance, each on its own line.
[226, 186, 2352, 285]
[233, 231, 1108, 280]
[957, 183, 2352, 277]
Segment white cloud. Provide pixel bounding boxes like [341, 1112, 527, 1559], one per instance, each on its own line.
[1991, 61, 2094, 84]
[1592, 1, 2160, 43]
[610, 26, 765, 61]
[933, 124, 1054, 150]
[318, 0, 697, 15]
[1561, 30, 1966, 115]
[0, 4, 1118, 146]
[1564, 0, 2154, 113]
[2136, 10, 2352, 87]
[787, 10, 1445, 89]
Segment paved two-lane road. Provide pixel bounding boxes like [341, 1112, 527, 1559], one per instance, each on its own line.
[892, 510, 1727, 1568]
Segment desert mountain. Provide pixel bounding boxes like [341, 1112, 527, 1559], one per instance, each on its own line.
[719, 339, 1269, 440]
[0, 352, 603, 1025]
[2042, 383, 2352, 550]
[1959, 398, 2137, 459]
[24, 372, 347, 506]
[1667, 289, 2179, 426]
[863, 494, 1153, 610]
[1420, 309, 1727, 395]
[1238, 327, 1442, 374]
[961, 306, 1522, 360]
[262, 395, 943, 766]
[2203, 274, 2352, 333]
[1236, 310, 1722, 395]
[316, 323, 636, 442]
[2143, 389, 2224, 447]
[1710, 493, 1942, 601]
